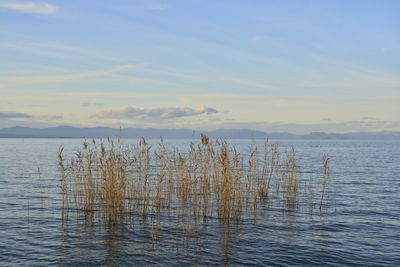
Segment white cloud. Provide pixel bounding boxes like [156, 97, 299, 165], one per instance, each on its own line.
[0, 1, 58, 14]
[95, 106, 218, 120]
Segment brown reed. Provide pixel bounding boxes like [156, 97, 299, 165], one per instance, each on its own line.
[58, 136, 329, 227]
[319, 154, 330, 211]
[57, 146, 68, 222]
[282, 146, 299, 207]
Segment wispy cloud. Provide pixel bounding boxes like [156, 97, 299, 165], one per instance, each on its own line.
[95, 106, 218, 120]
[81, 102, 105, 108]
[0, 1, 58, 14]
[35, 115, 63, 121]
[0, 41, 119, 62]
[0, 65, 137, 88]
[0, 111, 32, 119]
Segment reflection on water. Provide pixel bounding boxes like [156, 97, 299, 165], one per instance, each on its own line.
[0, 139, 400, 266]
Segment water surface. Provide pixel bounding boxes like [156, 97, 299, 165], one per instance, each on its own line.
[0, 138, 399, 266]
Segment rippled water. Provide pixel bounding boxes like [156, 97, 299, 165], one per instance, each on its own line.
[1, 138, 399, 266]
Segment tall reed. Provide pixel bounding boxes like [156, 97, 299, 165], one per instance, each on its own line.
[58, 146, 68, 222]
[58, 136, 330, 227]
[282, 146, 299, 207]
[319, 154, 330, 211]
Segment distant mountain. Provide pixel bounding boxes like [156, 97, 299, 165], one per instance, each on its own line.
[0, 126, 197, 139]
[0, 126, 399, 140]
[301, 131, 400, 140]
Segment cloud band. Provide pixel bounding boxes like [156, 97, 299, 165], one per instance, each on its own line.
[95, 106, 218, 120]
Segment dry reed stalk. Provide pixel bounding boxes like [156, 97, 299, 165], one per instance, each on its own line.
[267, 143, 280, 197]
[232, 146, 243, 219]
[200, 142, 212, 218]
[247, 145, 259, 209]
[166, 150, 175, 208]
[59, 135, 331, 228]
[154, 139, 167, 213]
[320, 154, 330, 211]
[211, 143, 221, 209]
[259, 140, 269, 198]
[176, 153, 191, 202]
[58, 145, 68, 222]
[140, 138, 151, 218]
[282, 146, 299, 207]
[219, 143, 232, 222]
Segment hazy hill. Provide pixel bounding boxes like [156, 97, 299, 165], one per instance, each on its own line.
[0, 126, 399, 140]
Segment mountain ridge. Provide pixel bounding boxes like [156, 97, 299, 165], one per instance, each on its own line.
[1, 126, 400, 140]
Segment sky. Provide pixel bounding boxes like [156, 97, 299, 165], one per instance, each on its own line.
[0, 0, 399, 134]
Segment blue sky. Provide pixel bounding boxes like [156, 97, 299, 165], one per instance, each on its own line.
[1, 0, 399, 133]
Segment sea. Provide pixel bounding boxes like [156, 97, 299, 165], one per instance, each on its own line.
[0, 138, 399, 266]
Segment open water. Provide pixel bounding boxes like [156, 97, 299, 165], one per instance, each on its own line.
[0, 138, 399, 266]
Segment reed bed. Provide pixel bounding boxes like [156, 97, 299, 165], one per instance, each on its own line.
[58, 136, 331, 228]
